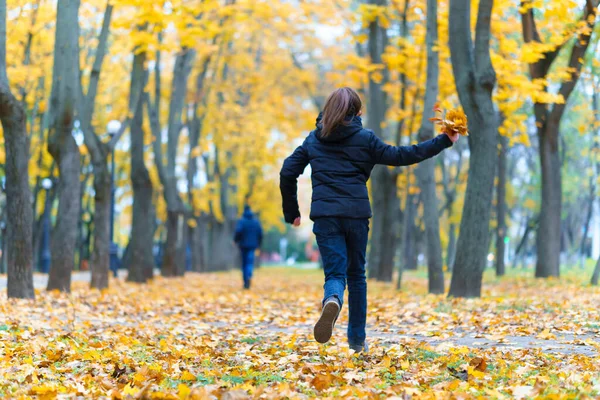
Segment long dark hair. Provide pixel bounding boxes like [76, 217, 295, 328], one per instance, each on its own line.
[320, 87, 362, 137]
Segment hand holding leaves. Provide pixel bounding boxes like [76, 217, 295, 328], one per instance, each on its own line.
[431, 104, 469, 142]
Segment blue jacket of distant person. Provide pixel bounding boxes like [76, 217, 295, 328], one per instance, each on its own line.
[279, 113, 453, 223]
[234, 206, 263, 250]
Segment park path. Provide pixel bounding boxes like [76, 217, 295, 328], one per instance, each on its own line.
[1, 271, 599, 357]
[0, 270, 129, 290]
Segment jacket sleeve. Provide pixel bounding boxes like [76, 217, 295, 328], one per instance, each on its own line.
[369, 133, 453, 166]
[279, 141, 309, 224]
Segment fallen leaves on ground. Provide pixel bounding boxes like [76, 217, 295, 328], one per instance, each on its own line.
[1, 268, 600, 398]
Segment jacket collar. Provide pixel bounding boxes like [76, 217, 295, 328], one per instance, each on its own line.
[315, 112, 363, 143]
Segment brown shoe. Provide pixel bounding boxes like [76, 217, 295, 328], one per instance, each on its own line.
[314, 298, 340, 344]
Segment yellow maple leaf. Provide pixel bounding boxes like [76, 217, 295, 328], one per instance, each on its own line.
[178, 383, 191, 400]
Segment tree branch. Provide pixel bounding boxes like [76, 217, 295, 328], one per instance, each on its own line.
[83, 2, 112, 124]
[290, 52, 323, 110]
[550, 0, 599, 123]
[78, 1, 113, 164]
[146, 92, 167, 187]
[0, 0, 8, 90]
[449, 0, 477, 117]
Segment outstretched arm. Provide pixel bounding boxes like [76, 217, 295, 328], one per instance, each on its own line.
[370, 133, 454, 166]
[280, 142, 309, 224]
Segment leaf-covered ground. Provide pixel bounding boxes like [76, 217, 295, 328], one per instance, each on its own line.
[2, 267, 600, 399]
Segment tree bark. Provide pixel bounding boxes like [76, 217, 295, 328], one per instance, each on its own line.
[416, 0, 444, 294]
[77, 4, 113, 289]
[591, 256, 600, 286]
[125, 51, 155, 284]
[495, 133, 508, 276]
[447, 0, 498, 298]
[90, 165, 110, 288]
[366, 0, 395, 281]
[46, 0, 81, 292]
[149, 47, 195, 278]
[0, 0, 34, 299]
[535, 123, 562, 277]
[401, 188, 418, 272]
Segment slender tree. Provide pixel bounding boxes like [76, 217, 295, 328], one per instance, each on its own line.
[0, 0, 34, 299]
[366, 0, 398, 282]
[46, 0, 81, 292]
[495, 132, 508, 277]
[521, 0, 599, 278]
[448, 0, 498, 298]
[416, 0, 444, 294]
[77, 3, 124, 289]
[125, 50, 155, 283]
[148, 44, 195, 277]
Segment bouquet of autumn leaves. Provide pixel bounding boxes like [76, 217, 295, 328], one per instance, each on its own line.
[430, 104, 469, 137]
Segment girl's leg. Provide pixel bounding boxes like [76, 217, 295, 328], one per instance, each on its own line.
[313, 218, 347, 343]
[313, 218, 347, 307]
[345, 219, 369, 348]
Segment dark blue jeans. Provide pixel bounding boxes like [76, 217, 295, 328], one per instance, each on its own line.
[313, 218, 369, 346]
[240, 248, 255, 287]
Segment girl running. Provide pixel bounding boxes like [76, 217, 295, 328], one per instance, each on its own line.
[279, 87, 458, 352]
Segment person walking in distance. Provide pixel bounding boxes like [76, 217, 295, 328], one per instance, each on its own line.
[279, 87, 458, 352]
[234, 205, 263, 289]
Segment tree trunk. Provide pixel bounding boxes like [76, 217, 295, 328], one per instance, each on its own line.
[207, 220, 236, 271]
[149, 48, 194, 278]
[366, 0, 395, 281]
[46, 0, 81, 292]
[578, 195, 592, 268]
[125, 51, 155, 284]
[77, 4, 113, 288]
[90, 164, 110, 288]
[446, 223, 457, 270]
[591, 256, 600, 286]
[447, 0, 497, 298]
[161, 211, 180, 277]
[370, 169, 399, 281]
[0, 0, 34, 297]
[416, 0, 444, 294]
[535, 124, 561, 277]
[495, 133, 507, 277]
[400, 189, 418, 274]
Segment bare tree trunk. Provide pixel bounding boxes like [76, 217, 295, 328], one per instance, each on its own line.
[125, 51, 155, 284]
[90, 166, 110, 288]
[401, 189, 418, 272]
[535, 125, 561, 277]
[371, 173, 399, 281]
[46, 0, 81, 292]
[161, 211, 180, 277]
[366, 0, 396, 282]
[446, 223, 457, 269]
[495, 133, 508, 276]
[0, 0, 34, 299]
[447, 0, 498, 298]
[591, 256, 600, 286]
[579, 191, 593, 268]
[207, 219, 236, 271]
[77, 4, 114, 289]
[149, 47, 195, 278]
[416, 0, 444, 294]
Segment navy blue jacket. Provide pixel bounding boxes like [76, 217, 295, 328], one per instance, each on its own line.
[279, 114, 453, 222]
[234, 206, 263, 249]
